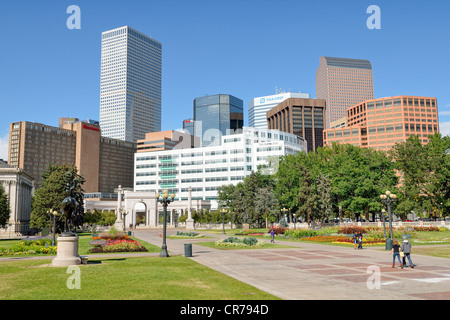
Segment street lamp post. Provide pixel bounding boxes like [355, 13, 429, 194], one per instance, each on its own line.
[52, 210, 58, 246]
[47, 209, 58, 246]
[381, 209, 387, 239]
[380, 190, 397, 250]
[156, 190, 175, 257]
[220, 209, 227, 234]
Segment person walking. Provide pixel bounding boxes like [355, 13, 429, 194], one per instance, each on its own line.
[400, 235, 415, 268]
[270, 229, 275, 243]
[389, 239, 403, 268]
[357, 232, 363, 250]
[353, 232, 358, 249]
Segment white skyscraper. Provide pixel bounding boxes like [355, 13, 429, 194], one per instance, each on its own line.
[248, 91, 310, 128]
[99, 26, 162, 142]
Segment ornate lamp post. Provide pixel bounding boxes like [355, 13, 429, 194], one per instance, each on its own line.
[380, 190, 397, 250]
[47, 209, 58, 246]
[220, 209, 227, 234]
[381, 209, 387, 239]
[156, 190, 175, 257]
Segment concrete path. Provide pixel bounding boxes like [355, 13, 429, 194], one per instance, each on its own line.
[133, 229, 450, 300]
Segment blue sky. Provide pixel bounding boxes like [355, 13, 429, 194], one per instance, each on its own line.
[1, 0, 449, 159]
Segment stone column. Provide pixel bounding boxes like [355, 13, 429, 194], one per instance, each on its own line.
[186, 186, 195, 230]
[114, 185, 124, 231]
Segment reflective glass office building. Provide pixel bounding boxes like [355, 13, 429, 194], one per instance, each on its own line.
[193, 94, 244, 147]
[99, 26, 162, 142]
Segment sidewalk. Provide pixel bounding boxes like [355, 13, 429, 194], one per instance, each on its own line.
[133, 229, 450, 300]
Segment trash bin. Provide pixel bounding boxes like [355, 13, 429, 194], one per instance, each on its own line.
[184, 243, 192, 257]
[385, 238, 393, 251]
[127, 231, 132, 236]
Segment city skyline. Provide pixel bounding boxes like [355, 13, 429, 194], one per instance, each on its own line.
[1, 1, 450, 160]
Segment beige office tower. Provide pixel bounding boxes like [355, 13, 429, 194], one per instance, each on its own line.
[8, 121, 136, 193]
[316, 56, 374, 128]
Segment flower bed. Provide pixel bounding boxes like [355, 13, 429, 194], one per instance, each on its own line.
[0, 238, 57, 256]
[215, 237, 265, 248]
[168, 231, 204, 238]
[88, 231, 148, 253]
[298, 235, 385, 245]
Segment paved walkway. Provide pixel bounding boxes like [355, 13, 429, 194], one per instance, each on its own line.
[132, 229, 450, 300]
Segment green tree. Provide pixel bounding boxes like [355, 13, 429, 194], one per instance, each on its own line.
[390, 135, 429, 218]
[315, 173, 333, 225]
[296, 162, 318, 227]
[30, 164, 85, 231]
[423, 133, 450, 217]
[0, 184, 10, 228]
[255, 187, 278, 227]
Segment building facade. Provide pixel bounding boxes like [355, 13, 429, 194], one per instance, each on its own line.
[248, 91, 310, 128]
[99, 26, 162, 142]
[0, 161, 34, 235]
[323, 96, 440, 151]
[316, 56, 374, 128]
[134, 127, 307, 208]
[193, 94, 244, 147]
[266, 98, 326, 152]
[137, 130, 200, 153]
[8, 121, 136, 193]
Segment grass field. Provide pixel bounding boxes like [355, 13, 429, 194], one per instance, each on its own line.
[0, 255, 280, 300]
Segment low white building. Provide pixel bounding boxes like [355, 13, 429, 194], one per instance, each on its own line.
[134, 127, 307, 209]
[0, 161, 34, 236]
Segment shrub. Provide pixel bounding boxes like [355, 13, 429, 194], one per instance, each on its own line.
[413, 226, 440, 232]
[175, 231, 201, 237]
[284, 229, 319, 238]
[215, 237, 264, 247]
[269, 226, 286, 235]
[337, 226, 367, 234]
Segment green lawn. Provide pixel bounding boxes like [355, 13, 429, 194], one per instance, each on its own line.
[0, 256, 280, 300]
[0, 233, 161, 257]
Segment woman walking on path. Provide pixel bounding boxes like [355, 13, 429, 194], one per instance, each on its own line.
[389, 239, 403, 268]
[270, 229, 275, 243]
[401, 236, 415, 268]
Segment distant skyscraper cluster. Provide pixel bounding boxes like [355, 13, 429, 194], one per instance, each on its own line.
[5, 24, 441, 230]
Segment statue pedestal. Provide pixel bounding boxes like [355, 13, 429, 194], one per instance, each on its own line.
[51, 236, 81, 267]
[186, 218, 195, 230]
[243, 223, 250, 231]
[114, 219, 124, 232]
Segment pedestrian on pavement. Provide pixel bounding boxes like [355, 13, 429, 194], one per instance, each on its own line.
[401, 235, 415, 268]
[270, 229, 275, 243]
[353, 232, 358, 249]
[357, 232, 363, 250]
[389, 239, 403, 268]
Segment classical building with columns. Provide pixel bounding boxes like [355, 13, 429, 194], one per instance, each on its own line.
[0, 160, 34, 235]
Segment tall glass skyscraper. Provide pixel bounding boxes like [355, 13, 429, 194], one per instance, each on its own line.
[99, 26, 162, 142]
[193, 94, 243, 147]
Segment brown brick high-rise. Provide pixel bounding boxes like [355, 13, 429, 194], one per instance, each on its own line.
[316, 56, 374, 128]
